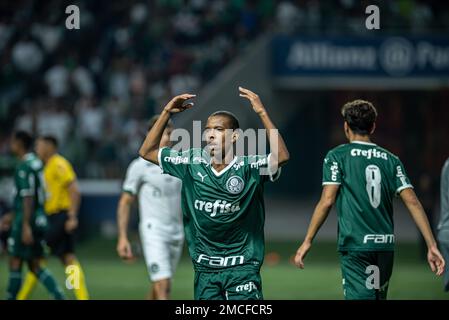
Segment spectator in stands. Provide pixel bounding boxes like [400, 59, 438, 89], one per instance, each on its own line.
[1, 0, 448, 180]
[36, 102, 72, 147]
[45, 61, 70, 98]
[11, 35, 43, 74]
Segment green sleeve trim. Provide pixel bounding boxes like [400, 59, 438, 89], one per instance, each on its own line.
[158, 147, 168, 171]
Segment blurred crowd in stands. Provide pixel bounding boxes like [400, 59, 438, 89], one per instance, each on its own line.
[0, 0, 448, 178]
[276, 0, 449, 34]
[0, 0, 275, 177]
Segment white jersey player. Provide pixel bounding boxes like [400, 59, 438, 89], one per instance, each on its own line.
[117, 116, 183, 300]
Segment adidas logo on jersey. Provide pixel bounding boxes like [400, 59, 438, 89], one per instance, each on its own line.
[194, 199, 240, 217]
[351, 148, 388, 160]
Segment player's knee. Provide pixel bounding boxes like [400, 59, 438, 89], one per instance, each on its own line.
[27, 260, 44, 275]
[9, 257, 22, 270]
[29, 265, 41, 275]
[153, 279, 171, 299]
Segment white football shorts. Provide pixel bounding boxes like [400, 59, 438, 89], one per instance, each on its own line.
[139, 221, 184, 282]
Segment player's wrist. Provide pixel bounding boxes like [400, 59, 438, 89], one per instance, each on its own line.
[427, 241, 438, 250]
[162, 107, 173, 115]
[303, 237, 313, 245]
[118, 233, 128, 241]
[256, 109, 268, 117]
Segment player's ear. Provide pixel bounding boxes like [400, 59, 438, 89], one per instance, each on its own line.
[344, 121, 349, 134]
[370, 123, 376, 135]
[232, 130, 239, 143]
[343, 122, 352, 140]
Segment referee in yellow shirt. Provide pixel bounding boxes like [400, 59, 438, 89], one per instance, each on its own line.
[17, 135, 89, 300]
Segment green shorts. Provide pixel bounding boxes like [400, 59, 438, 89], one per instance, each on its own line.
[8, 211, 49, 260]
[194, 267, 263, 300]
[339, 251, 394, 300]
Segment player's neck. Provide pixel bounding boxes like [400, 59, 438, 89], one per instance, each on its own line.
[211, 152, 235, 172]
[17, 150, 28, 160]
[44, 152, 57, 164]
[350, 134, 372, 144]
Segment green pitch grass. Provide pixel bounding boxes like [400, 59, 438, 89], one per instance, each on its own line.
[0, 239, 446, 300]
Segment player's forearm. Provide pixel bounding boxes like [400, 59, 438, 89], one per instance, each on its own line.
[22, 196, 33, 226]
[139, 109, 171, 163]
[68, 181, 81, 218]
[402, 190, 437, 248]
[258, 112, 290, 167]
[117, 198, 132, 239]
[406, 199, 437, 248]
[304, 201, 332, 243]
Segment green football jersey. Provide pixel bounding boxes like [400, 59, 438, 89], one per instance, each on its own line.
[322, 141, 413, 251]
[158, 147, 281, 272]
[14, 153, 46, 218]
[9, 153, 48, 259]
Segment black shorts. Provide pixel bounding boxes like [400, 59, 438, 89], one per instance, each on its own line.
[0, 228, 9, 253]
[45, 211, 75, 257]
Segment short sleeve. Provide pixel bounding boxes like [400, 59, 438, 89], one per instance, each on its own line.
[322, 151, 342, 185]
[17, 167, 34, 197]
[158, 147, 192, 179]
[122, 160, 142, 195]
[248, 154, 282, 183]
[56, 159, 76, 186]
[394, 158, 413, 195]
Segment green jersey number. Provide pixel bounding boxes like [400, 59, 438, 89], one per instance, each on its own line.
[365, 165, 381, 208]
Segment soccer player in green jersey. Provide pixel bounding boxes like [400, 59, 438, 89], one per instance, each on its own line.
[294, 100, 445, 300]
[139, 87, 290, 300]
[6, 131, 65, 300]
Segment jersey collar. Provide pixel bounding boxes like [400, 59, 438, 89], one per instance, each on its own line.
[351, 140, 377, 146]
[209, 156, 238, 177]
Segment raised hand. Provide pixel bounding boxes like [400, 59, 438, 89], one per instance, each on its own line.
[163, 94, 196, 114]
[239, 87, 266, 116]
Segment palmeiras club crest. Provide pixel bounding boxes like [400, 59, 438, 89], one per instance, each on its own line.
[226, 176, 245, 194]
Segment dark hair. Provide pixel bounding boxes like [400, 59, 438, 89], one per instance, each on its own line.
[147, 114, 173, 132]
[40, 135, 58, 148]
[13, 131, 33, 151]
[341, 100, 378, 135]
[209, 111, 240, 130]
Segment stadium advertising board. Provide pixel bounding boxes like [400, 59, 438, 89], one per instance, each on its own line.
[272, 36, 449, 88]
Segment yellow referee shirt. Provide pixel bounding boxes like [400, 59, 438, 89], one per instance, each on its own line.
[44, 154, 77, 215]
